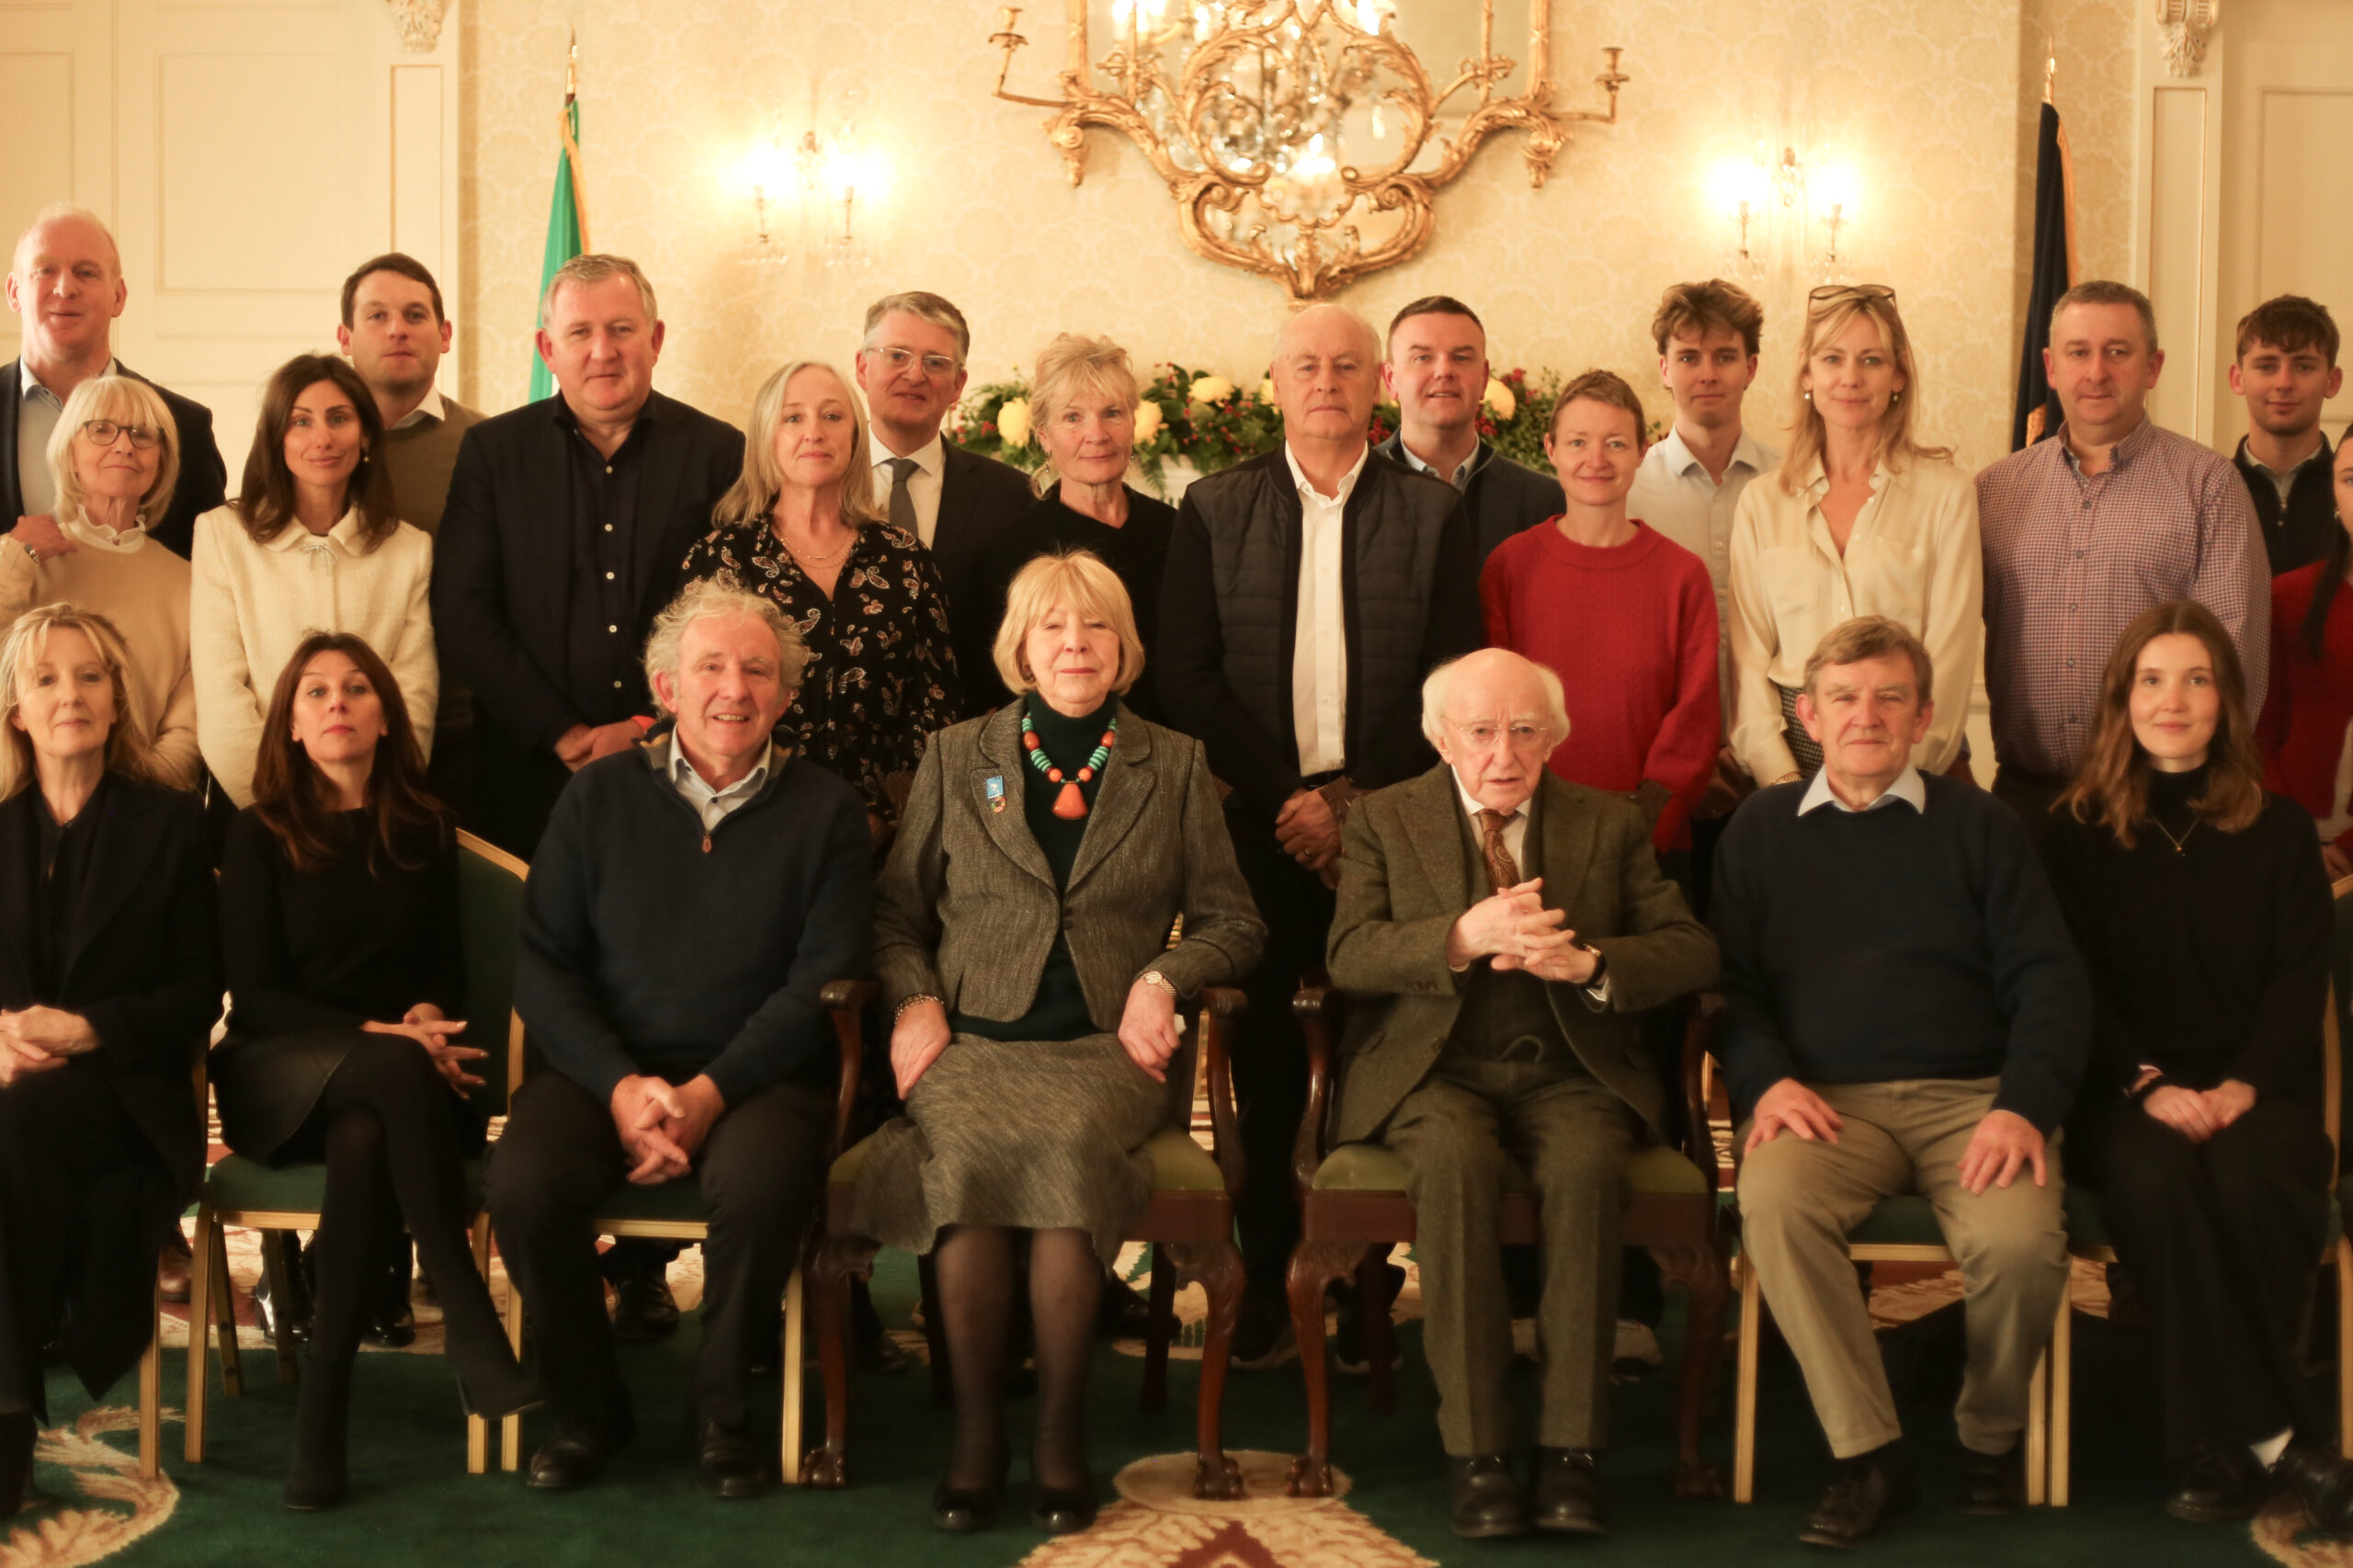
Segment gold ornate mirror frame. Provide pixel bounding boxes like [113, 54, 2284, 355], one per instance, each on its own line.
[987, 1, 1627, 301]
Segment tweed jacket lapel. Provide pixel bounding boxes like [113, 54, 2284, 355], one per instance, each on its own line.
[971, 703, 1056, 889]
[1534, 774, 1599, 917]
[1401, 763, 1472, 917]
[1065, 709, 1155, 892]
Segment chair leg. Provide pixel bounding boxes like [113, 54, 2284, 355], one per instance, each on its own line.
[499, 1253, 525, 1473]
[259, 1230, 300, 1384]
[915, 1253, 950, 1409]
[1357, 1248, 1399, 1415]
[2051, 1278, 2074, 1506]
[209, 1220, 241, 1399]
[138, 1277, 161, 1480]
[780, 1264, 805, 1486]
[2026, 1339, 2048, 1506]
[1650, 1241, 1729, 1500]
[1141, 1245, 1173, 1415]
[2339, 1244, 2353, 1463]
[467, 1214, 492, 1474]
[1733, 1255, 1763, 1504]
[184, 1210, 212, 1463]
[805, 1232, 880, 1489]
[1283, 1237, 1361, 1498]
[1165, 1236, 1245, 1501]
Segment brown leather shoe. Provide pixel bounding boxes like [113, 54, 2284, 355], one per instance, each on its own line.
[1799, 1447, 1915, 1550]
[1530, 1448, 1608, 1535]
[157, 1239, 191, 1305]
[1449, 1454, 1531, 1539]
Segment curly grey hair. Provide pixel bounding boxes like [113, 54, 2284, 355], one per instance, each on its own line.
[642, 579, 810, 713]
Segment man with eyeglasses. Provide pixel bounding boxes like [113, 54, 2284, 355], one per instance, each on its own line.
[1323, 647, 1717, 1539]
[852, 290, 1033, 718]
[2, 203, 225, 561]
[1977, 278, 2268, 840]
[1159, 303, 1482, 1369]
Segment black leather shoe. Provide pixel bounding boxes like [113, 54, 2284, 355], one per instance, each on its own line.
[526, 1426, 608, 1492]
[2166, 1448, 2269, 1524]
[362, 1301, 417, 1349]
[1530, 1448, 1607, 1536]
[1958, 1441, 2025, 1516]
[1449, 1454, 1532, 1539]
[1799, 1447, 1915, 1549]
[695, 1421, 763, 1500]
[1031, 1475, 1099, 1534]
[1096, 1269, 1160, 1338]
[931, 1452, 1009, 1532]
[2274, 1442, 2353, 1535]
[609, 1274, 680, 1342]
[0, 1413, 35, 1518]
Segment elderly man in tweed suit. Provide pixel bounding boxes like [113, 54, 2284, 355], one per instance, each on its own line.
[1326, 647, 1719, 1540]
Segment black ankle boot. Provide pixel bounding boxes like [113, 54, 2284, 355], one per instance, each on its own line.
[0, 1413, 35, 1517]
[284, 1355, 351, 1510]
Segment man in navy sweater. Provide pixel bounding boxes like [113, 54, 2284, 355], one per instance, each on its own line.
[489, 581, 872, 1500]
[1712, 616, 2090, 1549]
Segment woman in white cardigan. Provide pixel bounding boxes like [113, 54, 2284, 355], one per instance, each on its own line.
[192, 354, 436, 807]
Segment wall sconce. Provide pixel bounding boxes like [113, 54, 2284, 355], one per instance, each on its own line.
[739, 110, 883, 270]
[1812, 162, 1859, 283]
[1705, 144, 1861, 287]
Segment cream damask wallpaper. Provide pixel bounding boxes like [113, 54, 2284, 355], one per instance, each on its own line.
[459, 0, 2143, 475]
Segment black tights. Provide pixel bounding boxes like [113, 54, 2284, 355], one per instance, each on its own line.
[933, 1225, 1099, 1491]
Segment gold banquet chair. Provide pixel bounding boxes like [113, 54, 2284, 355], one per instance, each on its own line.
[184, 830, 525, 1472]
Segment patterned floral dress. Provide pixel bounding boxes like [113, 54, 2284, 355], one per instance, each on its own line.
[678, 519, 961, 824]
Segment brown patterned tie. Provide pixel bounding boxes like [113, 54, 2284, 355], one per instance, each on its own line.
[1476, 809, 1521, 895]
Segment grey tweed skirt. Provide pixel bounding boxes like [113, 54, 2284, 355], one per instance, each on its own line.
[845, 1032, 1165, 1266]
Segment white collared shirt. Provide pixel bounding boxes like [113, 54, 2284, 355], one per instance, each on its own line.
[17, 356, 121, 517]
[1288, 441, 1367, 777]
[668, 736, 774, 833]
[1397, 437, 1476, 490]
[388, 388, 449, 433]
[870, 431, 946, 548]
[1628, 425, 1777, 720]
[63, 514, 147, 553]
[1796, 763, 1928, 816]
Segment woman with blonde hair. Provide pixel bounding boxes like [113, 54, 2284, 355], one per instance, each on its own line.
[679, 358, 958, 842]
[1727, 284, 1981, 784]
[2044, 598, 2353, 1528]
[0, 375, 200, 789]
[965, 334, 1176, 717]
[848, 550, 1263, 1535]
[0, 603, 216, 1517]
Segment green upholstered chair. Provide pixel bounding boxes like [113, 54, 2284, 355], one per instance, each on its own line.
[493, 978, 875, 1483]
[1285, 982, 1732, 1501]
[807, 987, 1250, 1500]
[184, 829, 528, 1474]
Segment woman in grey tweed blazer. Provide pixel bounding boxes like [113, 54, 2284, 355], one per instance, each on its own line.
[847, 551, 1264, 1535]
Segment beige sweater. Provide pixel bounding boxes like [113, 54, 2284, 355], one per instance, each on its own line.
[190, 505, 438, 807]
[0, 518, 201, 790]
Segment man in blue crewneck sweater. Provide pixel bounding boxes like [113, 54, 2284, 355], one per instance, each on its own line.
[489, 582, 871, 1502]
[1712, 616, 2090, 1549]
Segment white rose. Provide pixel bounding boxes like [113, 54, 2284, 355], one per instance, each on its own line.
[997, 397, 1032, 449]
[1188, 375, 1235, 406]
[1132, 401, 1164, 442]
[1257, 378, 1277, 403]
[1483, 378, 1516, 421]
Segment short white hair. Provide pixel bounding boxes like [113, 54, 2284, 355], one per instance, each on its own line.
[642, 578, 808, 711]
[1270, 302, 1381, 374]
[1419, 649, 1571, 749]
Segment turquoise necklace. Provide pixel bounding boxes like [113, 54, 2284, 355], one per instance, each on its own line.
[1022, 710, 1118, 819]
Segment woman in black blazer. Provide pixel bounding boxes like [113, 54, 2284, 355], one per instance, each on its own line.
[212, 631, 538, 1509]
[0, 603, 218, 1517]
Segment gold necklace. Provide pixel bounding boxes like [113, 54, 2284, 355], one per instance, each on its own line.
[2150, 813, 2197, 855]
[772, 518, 852, 569]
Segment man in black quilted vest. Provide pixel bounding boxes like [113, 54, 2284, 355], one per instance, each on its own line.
[1159, 303, 1482, 1366]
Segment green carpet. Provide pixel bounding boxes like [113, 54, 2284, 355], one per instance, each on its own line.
[20, 1252, 2303, 1567]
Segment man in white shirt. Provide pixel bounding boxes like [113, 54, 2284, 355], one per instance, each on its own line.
[3, 203, 225, 560]
[851, 290, 1032, 715]
[1373, 296, 1562, 566]
[1158, 303, 1482, 1367]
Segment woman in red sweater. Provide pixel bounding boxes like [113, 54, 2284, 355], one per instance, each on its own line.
[2256, 429, 2353, 876]
[1481, 370, 1720, 857]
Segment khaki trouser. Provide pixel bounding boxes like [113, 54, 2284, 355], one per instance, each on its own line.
[1385, 1054, 1638, 1456]
[1735, 1078, 2066, 1460]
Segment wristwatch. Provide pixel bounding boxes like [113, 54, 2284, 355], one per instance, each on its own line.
[1139, 970, 1177, 1001]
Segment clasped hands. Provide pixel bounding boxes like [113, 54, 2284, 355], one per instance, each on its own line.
[362, 1004, 483, 1091]
[1276, 788, 1342, 888]
[1445, 877, 1597, 985]
[608, 1073, 726, 1186]
[0, 1006, 97, 1085]
[1745, 1078, 2049, 1195]
[891, 977, 1184, 1096]
[2136, 1074, 2255, 1144]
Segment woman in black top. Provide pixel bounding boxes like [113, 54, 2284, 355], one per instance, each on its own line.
[213, 631, 537, 1509]
[2046, 598, 2353, 1527]
[679, 359, 960, 844]
[0, 603, 216, 1517]
[962, 335, 1175, 720]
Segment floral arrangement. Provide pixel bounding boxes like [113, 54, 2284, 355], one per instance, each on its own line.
[949, 360, 1627, 497]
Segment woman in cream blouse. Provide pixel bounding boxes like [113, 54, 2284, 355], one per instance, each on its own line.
[1726, 285, 1982, 784]
[191, 354, 436, 807]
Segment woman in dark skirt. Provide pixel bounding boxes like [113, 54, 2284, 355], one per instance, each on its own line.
[0, 603, 217, 1517]
[2046, 598, 2353, 1528]
[211, 631, 537, 1509]
[848, 551, 1263, 1535]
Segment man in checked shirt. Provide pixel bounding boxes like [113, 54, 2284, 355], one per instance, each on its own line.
[1977, 280, 2269, 846]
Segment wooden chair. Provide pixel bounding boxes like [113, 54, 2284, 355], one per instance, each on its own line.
[2046, 926, 2353, 1504]
[807, 987, 1251, 1499]
[494, 977, 874, 1482]
[184, 829, 524, 1473]
[1284, 981, 1732, 1500]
